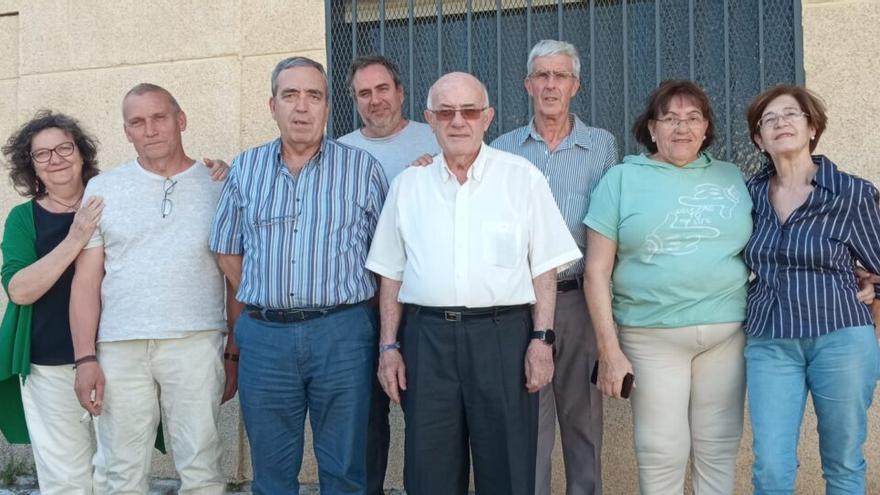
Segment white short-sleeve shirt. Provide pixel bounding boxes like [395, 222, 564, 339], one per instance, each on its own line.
[366, 143, 581, 307]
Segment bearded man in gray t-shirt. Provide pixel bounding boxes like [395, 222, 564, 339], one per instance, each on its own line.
[336, 54, 439, 495]
[70, 83, 237, 494]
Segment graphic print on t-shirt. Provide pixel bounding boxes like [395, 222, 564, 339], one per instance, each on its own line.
[641, 183, 742, 262]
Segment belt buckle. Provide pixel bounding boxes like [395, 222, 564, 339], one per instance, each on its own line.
[444, 311, 462, 322]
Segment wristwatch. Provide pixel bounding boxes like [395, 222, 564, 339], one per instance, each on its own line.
[530, 329, 556, 346]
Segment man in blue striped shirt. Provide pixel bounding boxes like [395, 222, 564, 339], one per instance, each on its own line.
[491, 40, 618, 495]
[209, 56, 388, 494]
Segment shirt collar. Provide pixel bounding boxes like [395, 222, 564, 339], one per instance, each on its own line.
[521, 114, 592, 150]
[273, 136, 327, 170]
[811, 155, 838, 194]
[439, 142, 488, 183]
[753, 154, 838, 194]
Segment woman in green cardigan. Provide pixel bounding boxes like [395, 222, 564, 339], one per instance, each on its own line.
[1, 111, 103, 495]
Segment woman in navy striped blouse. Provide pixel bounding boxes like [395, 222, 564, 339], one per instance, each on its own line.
[743, 85, 880, 494]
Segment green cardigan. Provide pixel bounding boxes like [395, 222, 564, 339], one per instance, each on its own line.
[0, 201, 164, 452]
[0, 201, 36, 443]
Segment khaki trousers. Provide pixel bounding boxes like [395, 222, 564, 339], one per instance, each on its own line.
[96, 330, 226, 495]
[619, 322, 745, 495]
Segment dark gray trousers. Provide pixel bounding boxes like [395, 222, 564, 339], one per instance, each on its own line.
[402, 305, 538, 495]
[535, 289, 604, 495]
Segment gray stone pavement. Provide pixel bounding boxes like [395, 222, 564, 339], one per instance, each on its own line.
[0, 476, 408, 494]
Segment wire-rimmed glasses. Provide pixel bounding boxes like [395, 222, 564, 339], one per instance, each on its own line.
[162, 178, 177, 219]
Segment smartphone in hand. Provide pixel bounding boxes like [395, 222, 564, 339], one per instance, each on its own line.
[590, 360, 634, 399]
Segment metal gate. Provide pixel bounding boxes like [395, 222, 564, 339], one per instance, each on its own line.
[326, 0, 803, 174]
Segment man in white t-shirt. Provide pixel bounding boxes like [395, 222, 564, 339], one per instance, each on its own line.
[336, 54, 440, 495]
[70, 83, 237, 494]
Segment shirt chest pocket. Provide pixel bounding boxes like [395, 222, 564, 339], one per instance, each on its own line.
[481, 221, 523, 268]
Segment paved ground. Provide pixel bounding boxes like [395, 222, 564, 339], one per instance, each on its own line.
[0, 476, 407, 494]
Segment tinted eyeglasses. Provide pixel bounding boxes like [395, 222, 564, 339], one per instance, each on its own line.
[428, 107, 488, 121]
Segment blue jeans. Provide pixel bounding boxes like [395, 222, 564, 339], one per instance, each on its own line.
[746, 325, 879, 495]
[235, 303, 377, 495]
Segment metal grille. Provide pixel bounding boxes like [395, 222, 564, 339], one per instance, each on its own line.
[327, 0, 803, 175]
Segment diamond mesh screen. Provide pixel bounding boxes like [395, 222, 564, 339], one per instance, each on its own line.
[328, 0, 803, 175]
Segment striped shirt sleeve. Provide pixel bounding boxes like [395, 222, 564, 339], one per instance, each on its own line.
[848, 181, 880, 297]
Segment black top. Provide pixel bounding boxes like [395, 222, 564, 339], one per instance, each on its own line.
[30, 201, 76, 365]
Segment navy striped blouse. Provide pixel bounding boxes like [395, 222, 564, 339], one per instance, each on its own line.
[209, 137, 388, 309]
[744, 155, 880, 339]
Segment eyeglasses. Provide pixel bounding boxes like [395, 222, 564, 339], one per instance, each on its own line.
[31, 142, 76, 163]
[654, 116, 706, 129]
[528, 70, 576, 82]
[758, 110, 808, 129]
[162, 178, 177, 219]
[428, 107, 488, 121]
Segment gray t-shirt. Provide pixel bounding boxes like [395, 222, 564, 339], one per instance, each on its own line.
[338, 120, 440, 179]
[83, 160, 226, 342]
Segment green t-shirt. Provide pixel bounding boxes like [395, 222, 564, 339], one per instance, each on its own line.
[584, 153, 752, 328]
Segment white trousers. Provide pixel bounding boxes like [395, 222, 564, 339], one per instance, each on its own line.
[96, 330, 226, 495]
[20, 363, 98, 495]
[619, 322, 745, 495]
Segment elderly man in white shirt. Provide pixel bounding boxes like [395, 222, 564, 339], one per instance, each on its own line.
[366, 72, 581, 495]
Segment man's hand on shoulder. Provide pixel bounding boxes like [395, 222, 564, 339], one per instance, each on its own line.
[203, 157, 230, 181]
[408, 153, 435, 168]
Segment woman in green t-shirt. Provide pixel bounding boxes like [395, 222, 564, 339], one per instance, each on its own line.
[584, 80, 752, 495]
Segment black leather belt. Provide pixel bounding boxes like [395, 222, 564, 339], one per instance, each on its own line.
[556, 277, 583, 293]
[412, 304, 530, 322]
[246, 304, 354, 323]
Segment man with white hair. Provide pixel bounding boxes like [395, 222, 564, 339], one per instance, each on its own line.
[492, 40, 618, 495]
[367, 71, 581, 495]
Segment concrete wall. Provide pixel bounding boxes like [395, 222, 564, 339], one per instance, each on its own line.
[1, 1, 879, 493]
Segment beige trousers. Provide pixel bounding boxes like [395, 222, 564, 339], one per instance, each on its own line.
[95, 330, 226, 495]
[20, 364, 99, 495]
[619, 322, 745, 495]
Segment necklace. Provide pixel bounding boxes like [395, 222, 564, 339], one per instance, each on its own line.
[46, 193, 83, 212]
